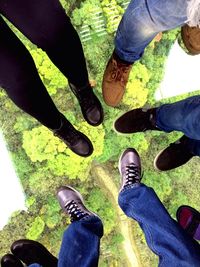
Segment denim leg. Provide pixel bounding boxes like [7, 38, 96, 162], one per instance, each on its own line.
[115, 0, 188, 62]
[58, 216, 103, 267]
[156, 95, 200, 155]
[118, 184, 200, 267]
[156, 96, 200, 138]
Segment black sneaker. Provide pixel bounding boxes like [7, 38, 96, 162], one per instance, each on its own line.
[1, 254, 23, 267]
[53, 114, 93, 157]
[118, 148, 142, 192]
[57, 186, 97, 222]
[154, 135, 194, 171]
[114, 108, 159, 133]
[11, 240, 58, 267]
[69, 82, 104, 126]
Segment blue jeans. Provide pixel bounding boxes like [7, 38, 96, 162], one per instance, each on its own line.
[115, 0, 188, 63]
[29, 216, 103, 267]
[156, 95, 200, 156]
[58, 216, 103, 267]
[30, 184, 200, 267]
[118, 184, 200, 267]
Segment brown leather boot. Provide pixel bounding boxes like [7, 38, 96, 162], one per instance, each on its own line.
[181, 24, 200, 55]
[102, 52, 133, 107]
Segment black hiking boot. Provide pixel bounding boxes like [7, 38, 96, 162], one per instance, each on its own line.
[52, 114, 93, 157]
[154, 135, 194, 171]
[69, 82, 103, 126]
[57, 186, 97, 222]
[1, 254, 23, 267]
[114, 108, 160, 133]
[118, 148, 142, 192]
[11, 240, 58, 267]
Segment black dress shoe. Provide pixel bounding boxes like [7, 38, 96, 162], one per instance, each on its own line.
[52, 114, 93, 157]
[1, 254, 23, 267]
[69, 82, 104, 126]
[11, 239, 58, 267]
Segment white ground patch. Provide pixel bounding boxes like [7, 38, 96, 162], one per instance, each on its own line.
[0, 131, 26, 230]
[155, 40, 200, 100]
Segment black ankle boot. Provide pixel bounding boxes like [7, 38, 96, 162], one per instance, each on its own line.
[1, 254, 23, 267]
[69, 82, 103, 126]
[11, 240, 58, 267]
[52, 114, 93, 157]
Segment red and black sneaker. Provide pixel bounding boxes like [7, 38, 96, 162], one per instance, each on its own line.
[176, 205, 200, 241]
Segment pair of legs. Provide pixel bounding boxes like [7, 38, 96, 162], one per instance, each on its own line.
[0, 0, 103, 157]
[102, 0, 200, 106]
[2, 149, 200, 267]
[56, 183, 200, 267]
[115, 95, 200, 170]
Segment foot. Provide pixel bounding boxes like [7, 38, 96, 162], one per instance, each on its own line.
[69, 82, 103, 126]
[57, 186, 96, 222]
[52, 114, 93, 157]
[102, 52, 133, 107]
[1, 254, 23, 267]
[119, 148, 142, 192]
[154, 135, 194, 171]
[181, 24, 200, 55]
[176, 205, 200, 241]
[11, 239, 58, 267]
[114, 108, 159, 133]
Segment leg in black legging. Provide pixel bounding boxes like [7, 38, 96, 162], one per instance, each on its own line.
[0, 0, 89, 87]
[0, 16, 61, 129]
[0, 16, 93, 156]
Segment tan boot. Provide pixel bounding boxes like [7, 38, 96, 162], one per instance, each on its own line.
[181, 24, 200, 55]
[102, 53, 133, 107]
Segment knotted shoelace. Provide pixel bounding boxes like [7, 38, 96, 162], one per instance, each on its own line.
[54, 121, 80, 145]
[65, 200, 86, 222]
[125, 163, 141, 187]
[110, 60, 131, 83]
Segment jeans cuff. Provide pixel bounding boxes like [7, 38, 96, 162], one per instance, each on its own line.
[120, 183, 141, 194]
[80, 215, 100, 222]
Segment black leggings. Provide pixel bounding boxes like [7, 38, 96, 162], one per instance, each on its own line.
[0, 0, 89, 129]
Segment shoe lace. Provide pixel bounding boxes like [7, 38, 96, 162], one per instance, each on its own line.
[110, 60, 131, 83]
[125, 163, 141, 186]
[65, 200, 86, 222]
[54, 122, 80, 145]
[78, 88, 96, 112]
